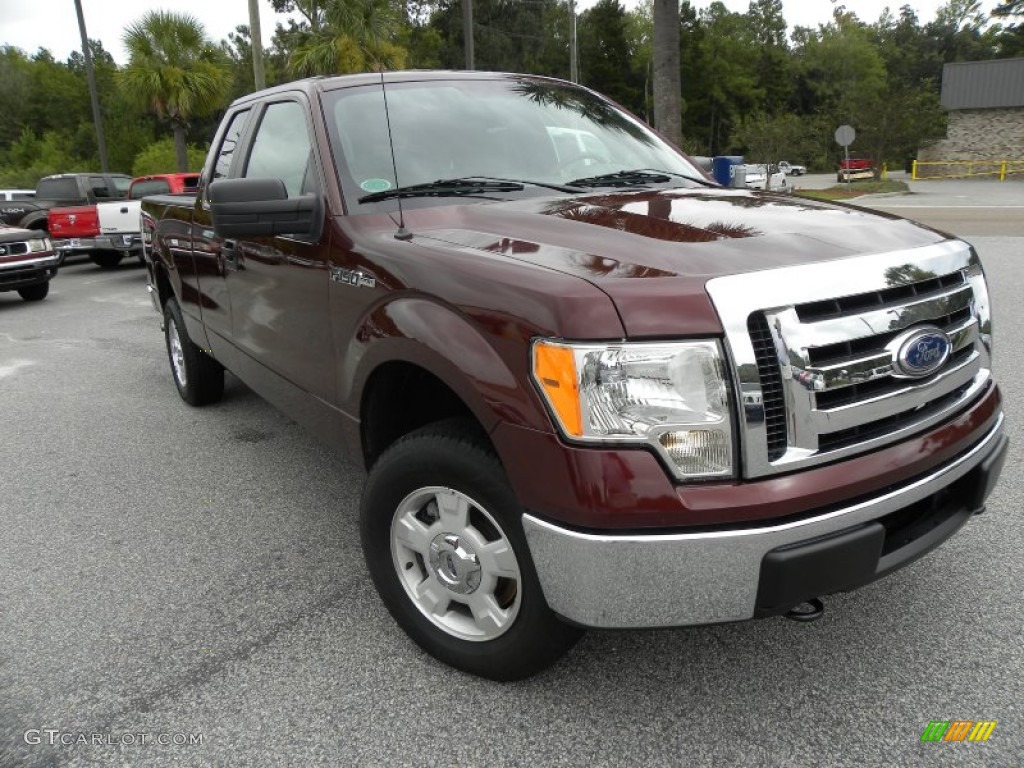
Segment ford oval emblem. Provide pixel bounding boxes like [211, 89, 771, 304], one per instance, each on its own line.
[888, 326, 951, 379]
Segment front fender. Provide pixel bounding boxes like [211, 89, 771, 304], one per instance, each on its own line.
[344, 297, 552, 438]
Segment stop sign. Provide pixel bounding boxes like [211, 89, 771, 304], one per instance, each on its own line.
[835, 124, 856, 147]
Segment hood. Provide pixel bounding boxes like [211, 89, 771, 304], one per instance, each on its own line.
[0, 225, 42, 244]
[405, 187, 948, 337]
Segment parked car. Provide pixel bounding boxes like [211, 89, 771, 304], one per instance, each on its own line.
[48, 205, 100, 265]
[142, 71, 1005, 680]
[744, 163, 789, 191]
[49, 174, 199, 269]
[777, 161, 806, 176]
[0, 224, 58, 301]
[94, 173, 200, 267]
[838, 153, 875, 182]
[0, 189, 36, 201]
[0, 174, 130, 236]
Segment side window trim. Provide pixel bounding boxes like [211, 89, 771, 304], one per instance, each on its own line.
[201, 106, 255, 209]
[239, 96, 321, 199]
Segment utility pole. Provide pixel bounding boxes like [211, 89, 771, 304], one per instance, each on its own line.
[569, 0, 578, 83]
[248, 0, 266, 90]
[73, 0, 109, 172]
[463, 0, 474, 69]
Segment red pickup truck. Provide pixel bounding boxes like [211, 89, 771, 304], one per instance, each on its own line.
[838, 153, 875, 182]
[48, 205, 100, 264]
[141, 72, 1007, 680]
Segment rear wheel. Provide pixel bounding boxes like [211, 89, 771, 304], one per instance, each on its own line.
[361, 421, 582, 680]
[17, 282, 49, 302]
[163, 297, 224, 406]
[91, 252, 123, 269]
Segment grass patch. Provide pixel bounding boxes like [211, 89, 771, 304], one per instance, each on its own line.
[793, 179, 910, 201]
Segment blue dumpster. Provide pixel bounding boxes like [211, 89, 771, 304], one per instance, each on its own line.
[711, 155, 745, 187]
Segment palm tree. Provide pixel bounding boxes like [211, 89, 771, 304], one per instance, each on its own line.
[120, 11, 231, 171]
[284, 0, 407, 76]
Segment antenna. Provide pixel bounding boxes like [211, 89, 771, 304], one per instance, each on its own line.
[380, 72, 412, 241]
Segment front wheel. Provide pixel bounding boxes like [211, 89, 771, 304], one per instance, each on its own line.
[18, 282, 49, 301]
[360, 422, 582, 680]
[163, 297, 224, 406]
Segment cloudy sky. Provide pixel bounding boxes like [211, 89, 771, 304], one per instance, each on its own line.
[0, 0, 1001, 65]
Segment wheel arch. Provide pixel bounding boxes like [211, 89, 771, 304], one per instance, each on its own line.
[350, 297, 550, 470]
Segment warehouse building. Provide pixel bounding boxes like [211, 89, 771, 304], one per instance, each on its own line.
[918, 57, 1024, 176]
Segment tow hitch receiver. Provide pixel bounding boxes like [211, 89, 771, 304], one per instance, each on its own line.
[785, 598, 824, 622]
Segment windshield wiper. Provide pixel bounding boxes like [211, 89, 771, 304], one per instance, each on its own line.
[457, 176, 585, 194]
[358, 178, 524, 203]
[566, 168, 716, 189]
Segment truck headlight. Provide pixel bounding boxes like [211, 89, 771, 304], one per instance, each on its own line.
[26, 237, 52, 253]
[532, 339, 734, 479]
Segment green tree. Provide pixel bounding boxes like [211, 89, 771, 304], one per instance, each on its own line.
[221, 24, 289, 98]
[792, 10, 887, 168]
[731, 111, 815, 166]
[273, 0, 407, 75]
[693, 2, 762, 154]
[132, 138, 207, 176]
[423, 0, 569, 77]
[745, 0, 792, 113]
[994, 0, 1024, 55]
[623, 1, 654, 121]
[924, 0, 1000, 64]
[870, 7, 947, 167]
[578, 0, 640, 113]
[119, 11, 232, 172]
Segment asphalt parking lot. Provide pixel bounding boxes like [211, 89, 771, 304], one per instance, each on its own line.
[798, 172, 1024, 235]
[2, 203, 1022, 766]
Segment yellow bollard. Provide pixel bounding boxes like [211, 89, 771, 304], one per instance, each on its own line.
[912, 160, 918, 180]
[881, 163, 887, 180]
[1000, 161, 1006, 181]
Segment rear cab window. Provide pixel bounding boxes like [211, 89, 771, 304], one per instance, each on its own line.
[35, 178, 80, 199]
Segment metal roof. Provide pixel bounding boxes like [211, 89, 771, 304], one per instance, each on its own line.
[941, 58, 1024, 110]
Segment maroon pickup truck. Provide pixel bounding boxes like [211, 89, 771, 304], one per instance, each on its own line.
[141, 71, 1007, 680]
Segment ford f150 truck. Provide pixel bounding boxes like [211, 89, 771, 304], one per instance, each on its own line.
[141, 72, 1007, 680]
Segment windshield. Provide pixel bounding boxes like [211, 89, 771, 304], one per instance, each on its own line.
[323, 77, 707, 209]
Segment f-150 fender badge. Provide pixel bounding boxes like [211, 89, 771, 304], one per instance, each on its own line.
[330, 266, 376, 288]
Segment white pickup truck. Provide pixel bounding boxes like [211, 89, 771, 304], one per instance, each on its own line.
[778, 160, 807, 176]
[95, 173, 199, 266]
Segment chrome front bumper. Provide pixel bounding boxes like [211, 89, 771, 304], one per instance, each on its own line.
[522, 414, 1005, 629]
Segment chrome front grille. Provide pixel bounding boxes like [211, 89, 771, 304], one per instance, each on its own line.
[747, 312, 788, 460]
[706, 241, 992, 478]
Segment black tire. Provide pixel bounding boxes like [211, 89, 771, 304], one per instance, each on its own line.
[91, 252, 123, 269]
[17, 282, 49, 302]
[163, 297, 224, 406]
[360, 421, 582, 680]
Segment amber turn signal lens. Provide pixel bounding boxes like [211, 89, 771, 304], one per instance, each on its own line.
[533, 342, 582, 437]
